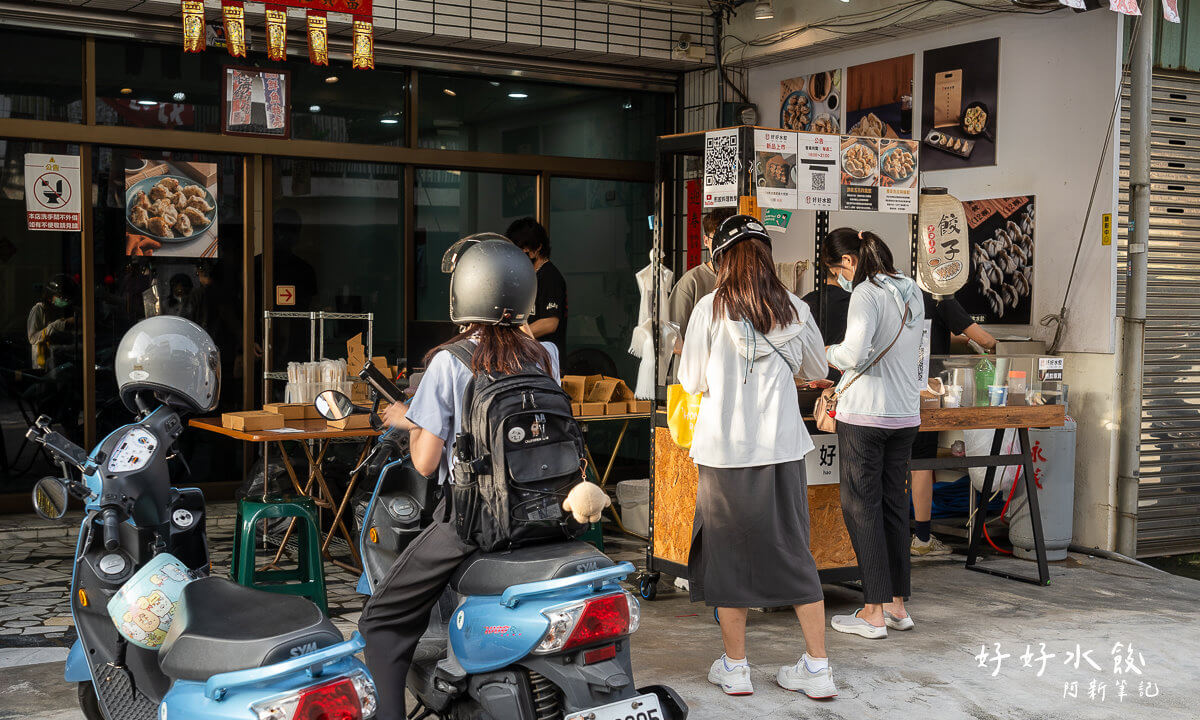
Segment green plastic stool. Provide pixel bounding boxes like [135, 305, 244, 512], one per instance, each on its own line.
[231, 497, 328, 615]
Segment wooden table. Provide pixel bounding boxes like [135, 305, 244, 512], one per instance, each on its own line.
[190, 417, 381, 573]
[576, 412, 651, 540]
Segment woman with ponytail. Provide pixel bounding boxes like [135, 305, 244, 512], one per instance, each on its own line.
[821, 228, 925, 640]
[678, 215, 836, 700]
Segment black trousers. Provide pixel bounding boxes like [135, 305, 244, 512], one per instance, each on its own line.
[836, 422, 919, 604]
[359, 507, 476, 720]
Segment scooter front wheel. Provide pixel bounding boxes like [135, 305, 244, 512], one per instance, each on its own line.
[77, 682, 107, 720]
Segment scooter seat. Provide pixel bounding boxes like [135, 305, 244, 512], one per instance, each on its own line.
[158, 577, 343, 682]
[451, 541, 614, 596]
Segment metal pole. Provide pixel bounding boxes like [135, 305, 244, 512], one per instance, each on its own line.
[1116, 8, 1154, 558]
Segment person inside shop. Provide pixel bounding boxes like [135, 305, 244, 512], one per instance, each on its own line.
[910, 291, 998, 557]
[26, 274, 77, 371]
[506, 217, 568, 354]
[165, 273, 195, 319]
[822, 228, 924, 640]
[801, 263, 852, 383]
[669, 207, 735, 342]
[678, 215, 837, 700]
[358, 234, 562, 720]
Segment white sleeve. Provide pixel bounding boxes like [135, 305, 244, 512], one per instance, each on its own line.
[788, 304, 829, 382]
[826, 287, 879, 372]
[678, 299, 712, 395]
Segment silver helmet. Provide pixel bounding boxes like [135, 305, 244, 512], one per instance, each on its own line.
[115, 316, 220, 413]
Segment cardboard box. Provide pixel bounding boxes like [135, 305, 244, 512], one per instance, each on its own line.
[571, 403, 582, 416]
[605, 401, 629, 415]
[583, 374, 604, 396]
[920, 393, 942, 409]
[347, 333, 367, 374]
[222, 411, 285, 432]
[263, 402, 308, 420]
[629, 400, 651, 414]
[580, 402, 606, 417]
[328, 414, 372, 430]
[586, 378, 621, 403]
[562, 376, 587, 403]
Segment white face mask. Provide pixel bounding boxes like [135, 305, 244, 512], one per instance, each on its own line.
[837, 273, 855, 292]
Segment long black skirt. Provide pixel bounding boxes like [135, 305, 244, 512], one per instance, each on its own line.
[687, 459, 823, 608]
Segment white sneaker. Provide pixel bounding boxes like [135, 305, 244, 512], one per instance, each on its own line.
[708, 656, 753, 695]
[777, 658, 838, 699]
[884, 610, 915, 631]
[911, 535, 952, 556]
[830, 609, 888, 639]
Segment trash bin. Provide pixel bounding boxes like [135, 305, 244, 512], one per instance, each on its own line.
[616, 479, 650, 537]
[1008, 419, 1076, 562]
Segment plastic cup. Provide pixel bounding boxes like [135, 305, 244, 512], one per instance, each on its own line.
[943, 385, 963, 408]
[988, 385, 1008, 407]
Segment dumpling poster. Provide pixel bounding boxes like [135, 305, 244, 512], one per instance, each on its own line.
[125, 159, 219, 258]
[959, 195, 1034, 325]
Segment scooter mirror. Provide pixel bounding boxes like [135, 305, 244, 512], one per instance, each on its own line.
[315, 390, 358, 421]
[32, 477, 69, 521]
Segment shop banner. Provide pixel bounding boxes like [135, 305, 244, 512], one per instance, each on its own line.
[223, 67, 291, 139]
[265, 6, 288, 61]
[685, 179, 702, 269]
[878, 138, 919, 213]
[762, 208, 792, 233]
[25, 154, 81, 232]
[804, 434, 840, 486]
[307, 10, 329, 66]
[960, 195, 1035, 324]
[1164, 0, 1181, 22]
[181, 0, 205, 53]
[795, 133, 840, 211]
[703, 128, 739, 208]
[353, 19, 375, 70]
[753, 129, 797, 210]
[125, 159, 220, 258]
[839, 136, 879, 211]
[222, 1, 248, 58]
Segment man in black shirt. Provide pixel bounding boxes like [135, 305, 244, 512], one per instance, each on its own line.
[506, 217, 568, 353]
[801, 267, 852, 382]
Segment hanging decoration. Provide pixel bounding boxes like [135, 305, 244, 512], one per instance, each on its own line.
[222, 1, 248, 58]
[181, 0, 205, 53]
[1108, 0, 1141, 16]
[307, 10, 328, 66]
[265, 6, 288, 61]
[1163, 0, 1181, 23]
[352, 19, 374, 70]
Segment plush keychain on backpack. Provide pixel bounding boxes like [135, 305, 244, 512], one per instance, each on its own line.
[562, 482, 612, 524]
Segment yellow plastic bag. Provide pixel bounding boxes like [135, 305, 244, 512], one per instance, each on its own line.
[666, 384, 702, 448]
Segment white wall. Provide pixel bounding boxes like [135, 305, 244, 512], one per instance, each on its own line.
[747, 10, 1123, 355]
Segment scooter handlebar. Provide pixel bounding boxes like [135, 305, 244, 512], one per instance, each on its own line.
[101, 508, 120, 551]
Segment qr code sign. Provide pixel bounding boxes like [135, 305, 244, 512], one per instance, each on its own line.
[812, 172, 826, 191]
[705, 133, 738, 188]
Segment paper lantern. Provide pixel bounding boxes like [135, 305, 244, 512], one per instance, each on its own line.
[916, 187, 968, 298]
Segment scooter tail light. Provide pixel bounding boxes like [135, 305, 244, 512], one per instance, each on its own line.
[534, 593, 634, 655]
[250, 672, 375, 720]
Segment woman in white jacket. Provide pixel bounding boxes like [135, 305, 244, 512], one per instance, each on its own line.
[678, 215, 836, 700]
[821, 228, 925, 640]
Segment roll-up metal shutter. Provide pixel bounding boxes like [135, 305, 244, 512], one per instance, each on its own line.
[1119, 70, 1200, 557]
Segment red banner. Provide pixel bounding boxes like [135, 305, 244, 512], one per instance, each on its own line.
[307, 11, 328, 66]
[181, 0, 205, 53]
[686, 179, 702, 270]
[265, 6, 287, 61]
[276, 0, 371, 14]
[222, 1, 247, 58]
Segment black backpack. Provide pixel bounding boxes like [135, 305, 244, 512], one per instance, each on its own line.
[445, 340, 588, 552]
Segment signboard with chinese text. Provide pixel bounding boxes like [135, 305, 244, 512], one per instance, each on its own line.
[804, 434, 840, 486]
[753, 129, 797, 209]
[25, 154, 81, 232]
[796, 133, 841, 211]
[702, 128, 739, 208]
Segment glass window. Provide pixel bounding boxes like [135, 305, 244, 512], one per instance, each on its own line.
[94, 39, 406, 144]
[0, 30, 82, 122]
[419, 73, 670, 161]
[0, 140, 84, 496]
[271, 159, 405, 379]
[411, 169, 536, 360]
[91, 146, 245, 484]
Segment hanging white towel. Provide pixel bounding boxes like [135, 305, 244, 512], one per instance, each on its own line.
[629, 251, 674, 358]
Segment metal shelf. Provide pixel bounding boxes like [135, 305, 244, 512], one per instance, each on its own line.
[262, 310, 374, 402]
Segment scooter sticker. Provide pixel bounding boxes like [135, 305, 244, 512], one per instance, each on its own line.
[171, 509, 194, 529]
[456, 611, 465, 630]
[507, 427, 526, 443]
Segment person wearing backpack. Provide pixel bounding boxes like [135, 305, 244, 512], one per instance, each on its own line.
[677, 215, 836, 700]
[358, 233, 572, 720]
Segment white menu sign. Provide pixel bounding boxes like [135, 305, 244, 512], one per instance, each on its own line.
[795, 133, 840, 211]
[702, 128, 740, 208]
[804, 434, 841, 486]
[753, 129, 797, 209]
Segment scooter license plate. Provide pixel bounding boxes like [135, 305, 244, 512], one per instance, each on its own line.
[566, 693, 664, 720]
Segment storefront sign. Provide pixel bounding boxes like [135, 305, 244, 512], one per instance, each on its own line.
[24, 154, 81, 232]
[762, 208, 792, 233]
[276, 285, 296, 306]
[839, 136, 879, 211]
[702, 128, 739, 208]
[878, 138, 919, 214]
[804, 434, 840, 486]
[795, 133, 840, 211]
[685, 179, 702, 270]
[1038, 357, 1063, 383]
[753, 129, 797, 210]
[1102, 213, 1112, 246]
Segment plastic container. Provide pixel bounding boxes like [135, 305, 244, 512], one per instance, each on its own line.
[987, 385, 1008, 406]
[974, 359, 996, 406]
[616, 479, 650, 537]
[1008, 420, 1077, 562]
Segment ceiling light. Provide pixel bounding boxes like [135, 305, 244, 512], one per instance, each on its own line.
[754, 1, 774, 19]
[172, 92, 186, 102]
[325, 75, 340, 84]
[120, 87, 133, 95]
[489, 81, 500, 87]
[443, 88, 456, 96]
[623, 101, 633, 110]
[309, 104, 321, 113]
[508, 92, 528, 99]
[136, 100, 157, 106]
[380, 117, 400, 125]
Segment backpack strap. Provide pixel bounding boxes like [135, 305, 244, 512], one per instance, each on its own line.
[445, 339, 475, 371]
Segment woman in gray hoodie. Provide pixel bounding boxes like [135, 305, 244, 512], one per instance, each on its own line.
[821, 228, 925, 640]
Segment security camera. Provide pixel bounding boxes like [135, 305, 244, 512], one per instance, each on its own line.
[675, 33, 692, 52]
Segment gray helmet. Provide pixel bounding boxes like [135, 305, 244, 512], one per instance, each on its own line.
[442, 233, 536, 326]
[115, 316, 221, 413]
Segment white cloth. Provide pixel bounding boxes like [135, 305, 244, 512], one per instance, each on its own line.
[826, 275, 925, 423]
[678, 293, 827, 468]
[629, 252, 675, 398]
[405, 340, 559, 485]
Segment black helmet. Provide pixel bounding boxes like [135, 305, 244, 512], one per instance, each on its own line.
[442, 233, 536, 326]
[710, 214, 772, 266]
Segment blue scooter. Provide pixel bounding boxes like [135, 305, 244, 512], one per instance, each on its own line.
[315, 375, 687, 720]
[26, 405, 376, 720]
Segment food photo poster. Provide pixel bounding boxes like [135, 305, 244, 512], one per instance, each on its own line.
[921, 38, 999, 170]
[125, 159, 219, 258]
[780, 69, 842, 135]
[960, 195, 1034, 324]
[846, 55, 914, 140]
